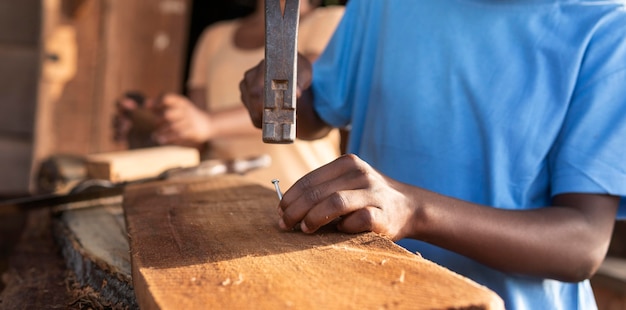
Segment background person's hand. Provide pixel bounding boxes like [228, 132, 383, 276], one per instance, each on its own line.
[153, 93, 213, 147]
[112, 94, 140, 142]
[239, 54, 314, 129]
[112, 92, 160, 149]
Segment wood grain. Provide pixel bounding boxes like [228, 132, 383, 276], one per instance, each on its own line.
[124, 175, 504, 309]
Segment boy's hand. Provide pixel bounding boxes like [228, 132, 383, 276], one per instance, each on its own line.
[239, 55, 314, 129]
[239, 60, 266, 129]
[278, 154, 417, 241]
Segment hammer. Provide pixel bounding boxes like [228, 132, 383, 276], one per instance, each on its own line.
[263, 0, 300, 144]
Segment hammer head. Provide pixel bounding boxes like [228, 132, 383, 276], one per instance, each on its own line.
[263, 0, 300, 144]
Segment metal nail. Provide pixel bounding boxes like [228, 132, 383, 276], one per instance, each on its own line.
[271, 179, 283, 200]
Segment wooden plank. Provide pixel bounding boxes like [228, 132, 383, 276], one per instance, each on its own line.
[41, 0, 105, 157]
[85, 146, 200, 182]
[123, 175, 504, 309]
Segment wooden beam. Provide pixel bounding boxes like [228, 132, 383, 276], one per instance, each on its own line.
[123, 175, 504, 309]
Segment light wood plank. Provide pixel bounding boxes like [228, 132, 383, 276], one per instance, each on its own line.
[124, 175, 504, 310]
[85, 146, 200, 182]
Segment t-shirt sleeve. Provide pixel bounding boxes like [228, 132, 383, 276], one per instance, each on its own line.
[312, 1, 380, 128]
[549, 16, 626, 204]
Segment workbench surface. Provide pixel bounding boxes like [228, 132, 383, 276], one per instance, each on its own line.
[124, 175, 504, 309]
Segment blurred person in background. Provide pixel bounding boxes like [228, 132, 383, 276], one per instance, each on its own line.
[114, 0, 345, 189]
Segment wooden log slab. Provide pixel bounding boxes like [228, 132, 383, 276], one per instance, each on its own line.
[53, 202, 138, 309]
[123, 175, 504, 309]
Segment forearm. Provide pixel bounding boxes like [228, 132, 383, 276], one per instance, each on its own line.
[405, 186, 618, 282]
[188, 88, 259, 139]
[187, 88, 208, 111]
[278, 154, 617, 281]
[207, 106, 260, 139]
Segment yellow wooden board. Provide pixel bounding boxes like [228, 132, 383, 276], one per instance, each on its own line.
[86, 146, 199, 182]
[123, 175, 504, 309]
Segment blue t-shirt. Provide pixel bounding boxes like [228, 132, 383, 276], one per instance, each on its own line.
[312, 1, 626, 309]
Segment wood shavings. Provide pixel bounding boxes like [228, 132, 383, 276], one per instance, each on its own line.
[360, 256, 390, 266]
[220, 274, 244, 286]
[393, 270, 406, 285]
[359, 256, 374, 265]
[233, 274, 244, 285]
[328, 245, 421, 262]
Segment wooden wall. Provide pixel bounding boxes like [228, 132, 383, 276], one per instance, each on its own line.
[0, 0, 41, 195]
[0, 0, 191, 195]
[0, 0, 346, 196]
[36, 0, 191, 159]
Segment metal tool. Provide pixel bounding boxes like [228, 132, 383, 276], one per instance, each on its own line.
[271, 179, 283, 200]
[263, 0, 300, 144]
[0, 155, 272, 212]
[271, 178, 301, 230]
